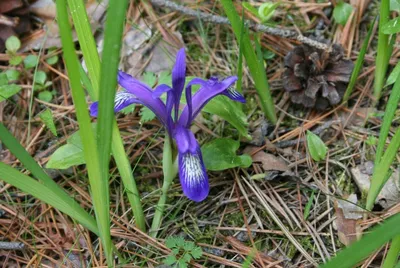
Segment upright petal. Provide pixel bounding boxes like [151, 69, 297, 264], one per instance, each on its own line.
[118, 71, 172, 131]
[178, 76, 241, 127]
[174, 126, 209, 202]
[152, 84, 172, 99]
[171, 48, 187, 121]
[90, 91, 139, 117]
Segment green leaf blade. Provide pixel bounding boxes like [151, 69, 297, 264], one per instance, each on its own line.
[322, 213, 400, 268]
[57, 0, 113, 263]
[0, 84, 22, 102]
[221, 0, 277, 124]
[0, 163, 98, 234]
[382, 17, 400, 34]
[201, 138, 252, 171]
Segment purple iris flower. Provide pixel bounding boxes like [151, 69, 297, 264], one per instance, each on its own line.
[90, 48, 245, 202]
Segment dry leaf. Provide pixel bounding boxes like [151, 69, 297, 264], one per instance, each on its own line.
[351, 164, 400, 209]
[244, 146, 289, 172]
[334, 194, 362, 246]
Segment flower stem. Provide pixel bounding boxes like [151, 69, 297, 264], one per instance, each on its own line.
[149, 136, 178, 238]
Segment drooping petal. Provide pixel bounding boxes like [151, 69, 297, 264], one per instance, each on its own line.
[89, 91, 139, 117]
[117, 71, 172, 131]
[178, 76, 239, 127]
[174, 126, 209, 202]
[179, 152, 209, 202]
[171, 48, 187, 121]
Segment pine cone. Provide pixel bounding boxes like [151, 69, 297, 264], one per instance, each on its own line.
[282, 44, 354, 110]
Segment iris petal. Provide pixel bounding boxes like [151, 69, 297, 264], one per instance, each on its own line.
[117, 70, 172, 130]
[174, 125, 209, 202]
[179, 150, 209, 202]
[152, 84, 172, 99]
[89, 91, 139, 117]
[178, 76, 239, 127]
[221, 86, 246, 103]
[171, 48, 187, 121]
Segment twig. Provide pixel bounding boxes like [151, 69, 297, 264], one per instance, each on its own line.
[0, 15, 19, 27]
[275, 119, 340, 148]
[0, 242, 25, 250]
[150, 0, 330, 51]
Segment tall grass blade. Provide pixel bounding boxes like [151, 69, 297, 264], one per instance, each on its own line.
[0, 163, 99, 234]
[366, 128, 400, 210]
[375, 72, 400, 165]
[382, 235, 400, 268]
[96, 1, 129, 245]
[235, 10, 245, 94]
[67, 0, 146, 231]
[343, 18, 376, 102]
[66, 0, 100, 99]
[373, 0, 391, 102]
[0, 124, 98, 234]
[321, 213, 400, 268]
[221, 0, 277, 124]
[56, 0, 113, 264]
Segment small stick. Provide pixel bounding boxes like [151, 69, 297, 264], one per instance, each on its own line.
[275, 119, 340, 148]
[0, 242, 25, 250]
[150, 0, 330, 51]
[0, 15, 19, 27]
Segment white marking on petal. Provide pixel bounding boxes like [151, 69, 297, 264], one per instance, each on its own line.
[114, 92, 136, 110]
[227, 86, 240, 98]
[182, 153, 205, 188]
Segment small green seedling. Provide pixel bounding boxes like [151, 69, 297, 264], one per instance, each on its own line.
[5, 69, 20, 82]
[258, 2, 280, 22]
[306, 131, 328, 161]
[242, 2, 280, 23]
[0, 72, 22, 103]
[46, 48, 59, 65]
[24, 55, 39, 69]
[333, 1, 354, 26]
[5, 36, 22, 66]
[365, 135, 378, 146]
[38, 109, 57, 136]
[33, 71, 53, 102]
[163, 236, 203, 268]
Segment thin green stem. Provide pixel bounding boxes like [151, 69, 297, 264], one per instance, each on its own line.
[149, 136, 178, 238]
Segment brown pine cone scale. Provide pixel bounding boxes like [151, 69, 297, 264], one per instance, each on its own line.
[282, 44, 354, 110]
